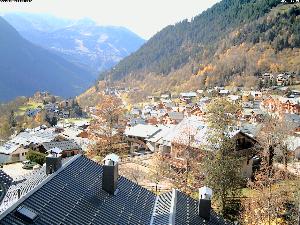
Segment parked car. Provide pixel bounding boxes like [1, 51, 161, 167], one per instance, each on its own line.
[22, 161, 37, 169]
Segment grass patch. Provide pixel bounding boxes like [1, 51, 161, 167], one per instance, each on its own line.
[241, 187, 259, 198]
[17, 102, 44, 116]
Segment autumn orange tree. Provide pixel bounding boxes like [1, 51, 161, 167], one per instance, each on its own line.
[88, 94, 128, 158]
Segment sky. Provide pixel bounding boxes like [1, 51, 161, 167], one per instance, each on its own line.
[0, 0, 220, 39]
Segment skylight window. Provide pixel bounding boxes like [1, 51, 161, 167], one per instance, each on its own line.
[15, 206, 38, 223]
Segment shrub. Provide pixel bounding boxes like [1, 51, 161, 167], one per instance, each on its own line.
[26, 150, 46, 165]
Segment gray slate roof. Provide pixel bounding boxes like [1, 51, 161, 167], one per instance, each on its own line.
[151, 189, 230, 225]
[0, 155, 230, 225]
[42, 140, 81, 152]
[150, 191, 173, 224]
[0, 156, 156, 225]
[175, 191, 229, 225]
[0, 171, 13, 202]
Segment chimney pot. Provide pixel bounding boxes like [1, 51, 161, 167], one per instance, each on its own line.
[46, 153, 62, 175]
[198, 186, 213, 221]
[199, 186, 213, 200]
[102, 154, 119, 195]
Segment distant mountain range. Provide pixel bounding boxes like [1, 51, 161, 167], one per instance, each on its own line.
[0, 17, 95, 102]
[2, 13, 145, 76]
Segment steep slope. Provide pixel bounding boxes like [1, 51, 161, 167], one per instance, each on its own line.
[2, 13, 145, 76]
[98, 0, 299, 86]
[0, 17, 94, 102]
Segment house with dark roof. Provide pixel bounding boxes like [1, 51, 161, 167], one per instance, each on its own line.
[0, 154, 230, 225]
[41, 140, 81, 157]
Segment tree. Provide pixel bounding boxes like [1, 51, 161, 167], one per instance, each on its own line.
[0, 118, 11, 142]
[26, 150, 46, 165]
[120, 164, 144, 185]
[242, 115, 299, 224]
[88, 95, 127, 157]
[50, 96, 56, 104]
[51, 116, 58, 127]
[8, 110, 17, 128]
[258, 115, 292, 177]
[203, 98, 244, 218]
[70, 99, 83, 117]
[258, 79, 264, 90]
[242, 171, 300, 225]
[149, 154, 167, 194]
[156, 147, 203, 195]
[44, 112, 57, 127]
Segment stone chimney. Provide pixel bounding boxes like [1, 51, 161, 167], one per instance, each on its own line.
[102, 154, 119, 195]
[198, 186, 213, 221]
[46, 153, 62, 175]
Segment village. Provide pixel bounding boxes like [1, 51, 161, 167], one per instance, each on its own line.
[0, 71, 299, 223]
[0, 72, 299, 175]
[1, 0, 300, 223]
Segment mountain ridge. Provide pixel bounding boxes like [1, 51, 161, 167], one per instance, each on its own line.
[2, 13, 145, 76]
[0, 17, 95, 102]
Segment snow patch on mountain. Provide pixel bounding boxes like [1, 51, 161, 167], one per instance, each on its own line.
[98, 34, 109, 43]
[75, 39, 90, 53]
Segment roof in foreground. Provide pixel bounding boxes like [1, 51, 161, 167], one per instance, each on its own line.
[0, 156, 155, 225]
[151, 189, 230, 225]
[0, 155, 230, 225]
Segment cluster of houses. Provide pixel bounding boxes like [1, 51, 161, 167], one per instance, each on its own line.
[123, 87, 300, 176]
[25, 93, 85, 120]
[260, 72, 295, 86]
[2, 84, 300, 172]
[0, 120, 90, 164]
[261, 95, 300, 115]
[124, 116, 258, 177]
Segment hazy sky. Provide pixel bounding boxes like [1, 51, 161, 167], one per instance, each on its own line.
[0, 0, 220, 39]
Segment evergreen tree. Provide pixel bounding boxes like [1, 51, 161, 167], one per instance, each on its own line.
[8, 110, 17, 128]
[50, 117, 58, 127]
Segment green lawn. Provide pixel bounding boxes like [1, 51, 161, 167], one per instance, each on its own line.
[17, 102, 44, 116]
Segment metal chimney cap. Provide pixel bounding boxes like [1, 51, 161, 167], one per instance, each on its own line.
[47, 147, 63, 154]
[46, 152, 62, 158]
[199, 186, 213, 200]
[103, 153, 119, 164]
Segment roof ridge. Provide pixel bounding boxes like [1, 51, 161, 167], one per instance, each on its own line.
[169, 189, 177, 225]
[0, 154, 81, 219]
[149, 195, 160, 225]
[150, 189, 177, 225]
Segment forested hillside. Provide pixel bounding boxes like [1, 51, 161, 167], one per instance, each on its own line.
[97, 0, 300, 96]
